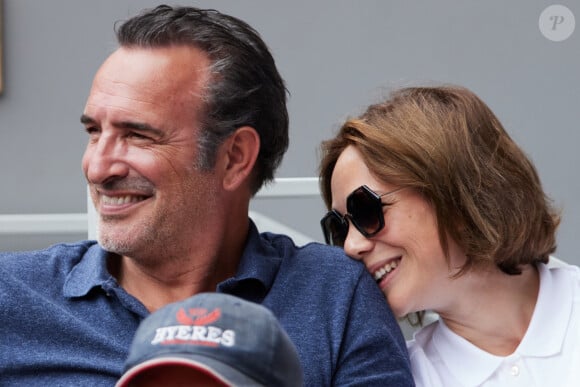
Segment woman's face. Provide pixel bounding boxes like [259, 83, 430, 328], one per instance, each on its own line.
[329, 146, 466, 317]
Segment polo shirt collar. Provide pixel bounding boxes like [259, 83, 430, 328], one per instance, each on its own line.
[217, 220, 282, 300]
[433, 319, 500, 385]
[433, 263, 572, 386]
[63, 242, 114, 298]
[62, 220, 282, 301]
[517, 263, 571, 356]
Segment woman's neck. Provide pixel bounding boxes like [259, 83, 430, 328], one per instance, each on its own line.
[438, 264, 540, 356]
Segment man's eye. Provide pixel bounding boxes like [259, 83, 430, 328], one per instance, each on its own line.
[127, 132, 150, 140]
[84, 127, 101, 142]
[84, 126, 99, 135]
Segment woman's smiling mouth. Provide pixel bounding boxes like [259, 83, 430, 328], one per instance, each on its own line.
[372, 258, 401, 284]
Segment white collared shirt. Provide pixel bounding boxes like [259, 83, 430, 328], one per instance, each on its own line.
[407, 262, 580, 387]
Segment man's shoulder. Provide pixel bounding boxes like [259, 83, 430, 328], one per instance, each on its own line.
[263, 233, 391, 320]
[260, 232, 374, 311]
[262, 232, 366, 275]
[259, 232, 413, 385]
[0, 239, 96, 260]
[261, 231, 358, 261]
[0, 240, 98, 278]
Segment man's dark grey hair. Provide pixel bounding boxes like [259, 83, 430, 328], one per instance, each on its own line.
[116, 4, 289, 194]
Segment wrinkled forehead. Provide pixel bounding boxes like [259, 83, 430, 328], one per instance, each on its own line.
[94, 46, 209, 100]
[85, 46, 211, 125]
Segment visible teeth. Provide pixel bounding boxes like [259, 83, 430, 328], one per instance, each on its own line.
[374, 261, 399, 282]
[101, 195, 144, 205]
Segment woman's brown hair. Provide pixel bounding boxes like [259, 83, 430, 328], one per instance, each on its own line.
[319, 85, 560, 275]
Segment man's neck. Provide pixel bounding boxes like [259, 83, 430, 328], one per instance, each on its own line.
[109, 252, 240, 313]
[107, 211, 251, 312]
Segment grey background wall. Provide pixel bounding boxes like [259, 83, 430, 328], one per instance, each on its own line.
[0, 0, 578, 266]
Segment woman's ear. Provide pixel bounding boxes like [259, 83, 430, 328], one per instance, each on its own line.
[220, 126, 260, 191]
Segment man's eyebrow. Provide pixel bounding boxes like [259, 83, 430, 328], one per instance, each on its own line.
[80, 114, 95, 125]
[79, 114, 164, 137]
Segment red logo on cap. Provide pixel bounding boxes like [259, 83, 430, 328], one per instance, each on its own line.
[176, 307, 221, 326]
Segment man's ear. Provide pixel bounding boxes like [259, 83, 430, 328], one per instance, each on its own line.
[220, 126, 260, 191]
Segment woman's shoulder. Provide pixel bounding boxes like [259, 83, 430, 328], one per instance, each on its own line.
[545, 256, 580, 292]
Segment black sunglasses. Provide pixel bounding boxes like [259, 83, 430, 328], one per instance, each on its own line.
[320, 185, 403, 247]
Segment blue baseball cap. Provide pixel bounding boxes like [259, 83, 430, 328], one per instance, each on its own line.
[116, 292, 303, 387]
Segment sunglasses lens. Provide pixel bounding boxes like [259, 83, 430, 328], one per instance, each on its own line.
[347, 187, 383, 236]
[321, 212, 348, 247]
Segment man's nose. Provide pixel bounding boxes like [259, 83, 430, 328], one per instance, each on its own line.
[82, 134, 129, 185]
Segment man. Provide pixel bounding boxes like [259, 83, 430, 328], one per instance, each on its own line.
[0, 5, 413, 385]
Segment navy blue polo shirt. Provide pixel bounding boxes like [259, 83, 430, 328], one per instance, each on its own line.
[0, 221, 413, 386]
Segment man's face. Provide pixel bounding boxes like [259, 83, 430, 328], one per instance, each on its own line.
[81, 46, 216, 260]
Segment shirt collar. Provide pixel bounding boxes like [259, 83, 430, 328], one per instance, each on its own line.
[63, 242, 113, 298]
[217, 220, 282, 301]
[433, 318, 502, 385]
[63, 220, 283, 301]
[433, 263, 574, 385]
[517, 263, 572, 356]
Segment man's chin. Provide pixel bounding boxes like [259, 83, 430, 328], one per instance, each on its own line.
[99, 240, 131, 255]
[97, 229, 135, 255]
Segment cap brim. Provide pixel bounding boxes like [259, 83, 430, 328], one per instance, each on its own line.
[115, 356, 260, 387]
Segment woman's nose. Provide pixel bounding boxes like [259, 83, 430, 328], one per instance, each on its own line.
[343, 225, 374, 261]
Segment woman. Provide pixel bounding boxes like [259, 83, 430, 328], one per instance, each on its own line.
[319, 85, 580, 386]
